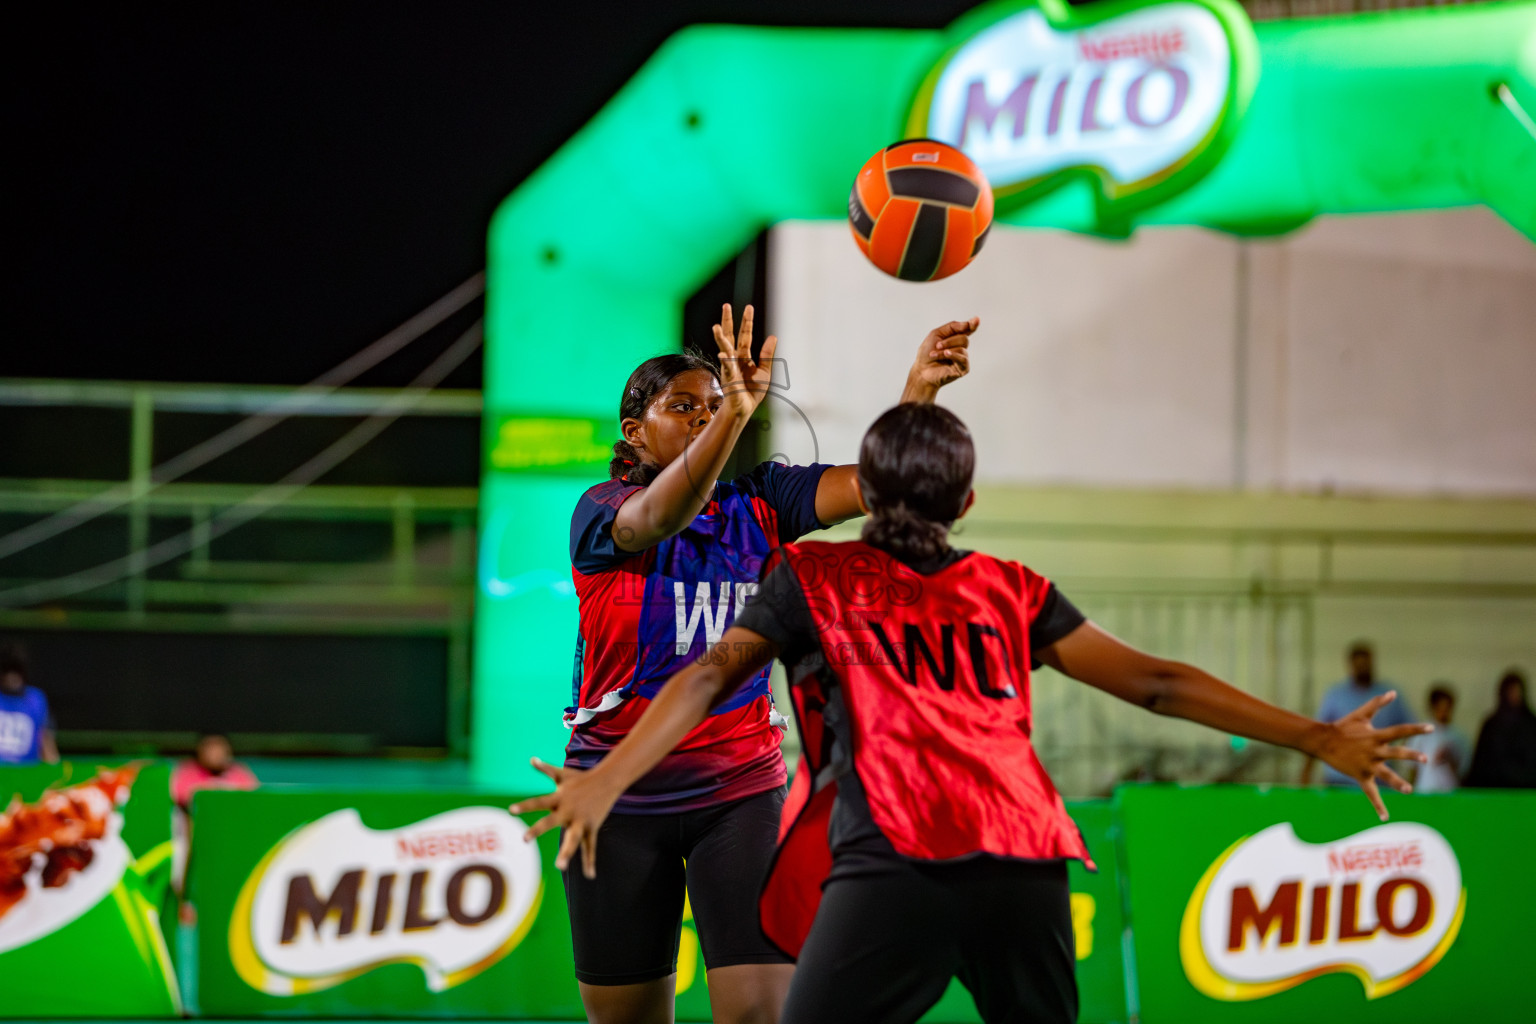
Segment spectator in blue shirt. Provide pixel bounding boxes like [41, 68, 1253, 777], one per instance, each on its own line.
[1302, 641, 1413, 786]
[0, 644, 59, 765]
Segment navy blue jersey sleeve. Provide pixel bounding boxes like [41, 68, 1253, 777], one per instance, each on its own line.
[734, 461, 833, 543]
[570, 479, 643, 574]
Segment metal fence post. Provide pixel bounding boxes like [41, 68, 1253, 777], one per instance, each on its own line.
[126, 389, 154, 616]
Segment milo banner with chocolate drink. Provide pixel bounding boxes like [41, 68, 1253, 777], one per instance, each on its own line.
[1117, 785, 1536, 1024]
[0, 761, 179, 1017]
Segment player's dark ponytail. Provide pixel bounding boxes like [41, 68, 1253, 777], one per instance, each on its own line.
[858, 403, 974, 563]
[610, 353, 719, 485]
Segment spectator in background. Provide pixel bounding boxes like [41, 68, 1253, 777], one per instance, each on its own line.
[1302, 640, 1413, 786]
[0, 644, 58, 765]
[170, 734, 257, 811]
[1407, 684, 1471, 793]
[171, 734, 258, 916]
[1465, 669, 1536, 789]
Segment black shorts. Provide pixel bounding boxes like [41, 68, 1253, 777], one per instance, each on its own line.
[781, 854, 1078, 1024]
[562, 785, 792, 986]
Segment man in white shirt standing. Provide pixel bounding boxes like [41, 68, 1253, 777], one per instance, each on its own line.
[1409, 684, 1472, 794]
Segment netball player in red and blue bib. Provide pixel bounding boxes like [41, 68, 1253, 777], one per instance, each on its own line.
[518, 402, 1431, 1024]
[533, 305, 977, 1024]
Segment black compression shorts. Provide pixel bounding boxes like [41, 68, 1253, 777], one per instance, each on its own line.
[781, 853, 1078, 1024]
[562, 785, 792, 986]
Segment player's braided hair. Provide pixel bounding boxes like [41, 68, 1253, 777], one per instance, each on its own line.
[610, 352, 719, 486]
[858, 403, 974, 563]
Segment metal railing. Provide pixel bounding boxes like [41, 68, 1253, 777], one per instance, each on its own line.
[0, 377, 481, 755]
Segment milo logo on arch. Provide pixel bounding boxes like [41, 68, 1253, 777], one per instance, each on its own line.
[1180, 822, 1466, 1001]
[230, 807, 543, 995]
[907, 0, 1257, 229]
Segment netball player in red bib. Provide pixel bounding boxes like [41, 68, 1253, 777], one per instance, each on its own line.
[531, 305, 976, 1024]
[516, 401, 1432, 1024]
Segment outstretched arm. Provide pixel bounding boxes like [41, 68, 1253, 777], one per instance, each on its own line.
[613, 304, 776, 551]
[511, 626, 777, 876]
[814, 317, 979, 525]
[1038, 622, 1432, 820]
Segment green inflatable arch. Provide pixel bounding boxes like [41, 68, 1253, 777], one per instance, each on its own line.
[474, 0, 1535, 788]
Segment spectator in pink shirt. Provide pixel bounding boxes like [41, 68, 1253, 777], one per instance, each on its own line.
[171, 734, 257, 811]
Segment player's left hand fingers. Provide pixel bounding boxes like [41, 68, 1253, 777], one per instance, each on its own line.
[1359, 776, 1389, 821]
[944, 348, 970, 376]
[931, 317, 979, 341]
[1376, 764, 1413, 795]
[1347, 691, 1397, 723]
[1378, 722, 1434, 743]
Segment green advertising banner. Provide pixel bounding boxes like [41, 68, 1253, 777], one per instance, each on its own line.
[191, 789, 1125, 1022]
[192, 788, 584, 1019]
[1117, 785, 1536, 1024]
[0, 761, 179, 1016]
[190, 789, 721, 1020]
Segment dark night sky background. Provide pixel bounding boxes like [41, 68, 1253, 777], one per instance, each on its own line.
[5, 1, 1004, 389]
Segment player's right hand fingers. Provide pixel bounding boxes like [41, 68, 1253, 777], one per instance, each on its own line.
[554, 824, 584, 873]
[508, 793, 556, 816]
[581, 830, 599, 880]
[737, 305, 754, 358]
[530, 757, 563, 784]
[1380, 745, 1427, 763]
[521, 812, 561, 844]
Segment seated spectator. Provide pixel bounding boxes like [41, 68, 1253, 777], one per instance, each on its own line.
[1466, 669, 1536, 789]
[0, 644, 58, 765]
[1302, 640, 1411, 786]
[170, 734, 257, 811]
[1407, 684, 1471, 793]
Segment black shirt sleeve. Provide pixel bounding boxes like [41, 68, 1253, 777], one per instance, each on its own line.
[734, 556, 821, 667]
[1030, 584, 1086, 662]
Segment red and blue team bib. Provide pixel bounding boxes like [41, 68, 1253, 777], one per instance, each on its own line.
[566, 461, 830, 813]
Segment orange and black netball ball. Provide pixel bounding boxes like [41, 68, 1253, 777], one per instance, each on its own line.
[848, 139, 995, 282]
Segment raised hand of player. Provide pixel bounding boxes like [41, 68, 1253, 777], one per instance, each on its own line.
[509, 757, 621, 879]
[714, 303, 776, 418]
[903, 316, 977, 402]
[1313, 692, 1433, 821]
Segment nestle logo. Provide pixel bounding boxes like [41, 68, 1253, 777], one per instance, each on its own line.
[1077, 27, 1185, 62]
[396, 828, 502, 861]
[1326, 842, 1423, 875]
